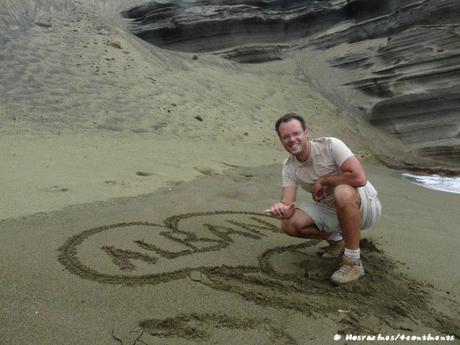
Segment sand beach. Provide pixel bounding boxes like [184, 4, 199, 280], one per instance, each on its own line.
[0, 1, 459, 344]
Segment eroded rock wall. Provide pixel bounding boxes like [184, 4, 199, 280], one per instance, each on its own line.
[121, 0, 460, 166]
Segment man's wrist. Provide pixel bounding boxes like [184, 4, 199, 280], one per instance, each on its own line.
[318, 176, 329, 186]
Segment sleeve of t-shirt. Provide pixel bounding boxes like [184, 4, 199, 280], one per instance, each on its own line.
[282, 159, 297, 187]
[329, 138, 354, 167]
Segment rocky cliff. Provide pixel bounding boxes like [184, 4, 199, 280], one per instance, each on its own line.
[122, 0, 460, 166]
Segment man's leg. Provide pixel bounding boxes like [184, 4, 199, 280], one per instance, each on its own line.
[282, 208, 345, 258]
[333, 184, 361, 250]
[281, 209, 329, 240]
[330, 184, 365, 285]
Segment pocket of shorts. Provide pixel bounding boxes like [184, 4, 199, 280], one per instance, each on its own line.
[363, 184, 378, 199]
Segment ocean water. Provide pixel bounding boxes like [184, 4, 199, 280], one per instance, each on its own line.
[402, 173, 460, 194]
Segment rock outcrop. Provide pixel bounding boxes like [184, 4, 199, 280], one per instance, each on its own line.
[122, 0, 460, 166]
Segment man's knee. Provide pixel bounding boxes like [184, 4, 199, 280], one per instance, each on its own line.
[334, 184, 360, 210]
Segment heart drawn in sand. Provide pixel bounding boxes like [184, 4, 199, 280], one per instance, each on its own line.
[58, 211, 284, 285]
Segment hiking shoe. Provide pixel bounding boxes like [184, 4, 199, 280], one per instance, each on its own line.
[321, 240, 345, 258]
[330, 256, 365, 285]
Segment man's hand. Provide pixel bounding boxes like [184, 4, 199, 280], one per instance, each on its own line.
[264, 202, 296, 219]
[313, 178, 328, 202]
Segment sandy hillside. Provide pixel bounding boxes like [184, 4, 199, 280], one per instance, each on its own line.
[0, 0, 405, 220]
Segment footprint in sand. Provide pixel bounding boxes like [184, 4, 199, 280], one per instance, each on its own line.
[41, 185, 69, 192]
[136, 171, 155, 177]
[136, 313, 298, 345]
[104, 180, 130, 187]
[194, 166, 217, 176]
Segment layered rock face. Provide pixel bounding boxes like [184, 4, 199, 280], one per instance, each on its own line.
[122, 0, 460, 166]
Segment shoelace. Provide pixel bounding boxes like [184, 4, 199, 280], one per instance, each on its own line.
[337, 260, 357, 274]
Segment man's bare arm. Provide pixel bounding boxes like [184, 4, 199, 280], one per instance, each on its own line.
[313, 156, 367, 201]
[281, 185, 297, 205]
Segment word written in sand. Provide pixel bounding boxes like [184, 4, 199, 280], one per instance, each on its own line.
[58, 211, 285, 285]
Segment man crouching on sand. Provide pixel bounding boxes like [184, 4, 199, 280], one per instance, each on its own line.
[266, 113, 382, 285]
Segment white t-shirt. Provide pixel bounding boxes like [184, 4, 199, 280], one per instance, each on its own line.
[282, 137, 377, 205]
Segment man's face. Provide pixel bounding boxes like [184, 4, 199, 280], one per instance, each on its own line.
[278, 119, 309, 156]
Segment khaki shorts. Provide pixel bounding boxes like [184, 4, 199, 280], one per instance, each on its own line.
[298, 186, 382, 233]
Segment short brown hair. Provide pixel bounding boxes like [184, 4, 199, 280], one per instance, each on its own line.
[275, 113, 307, 137]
